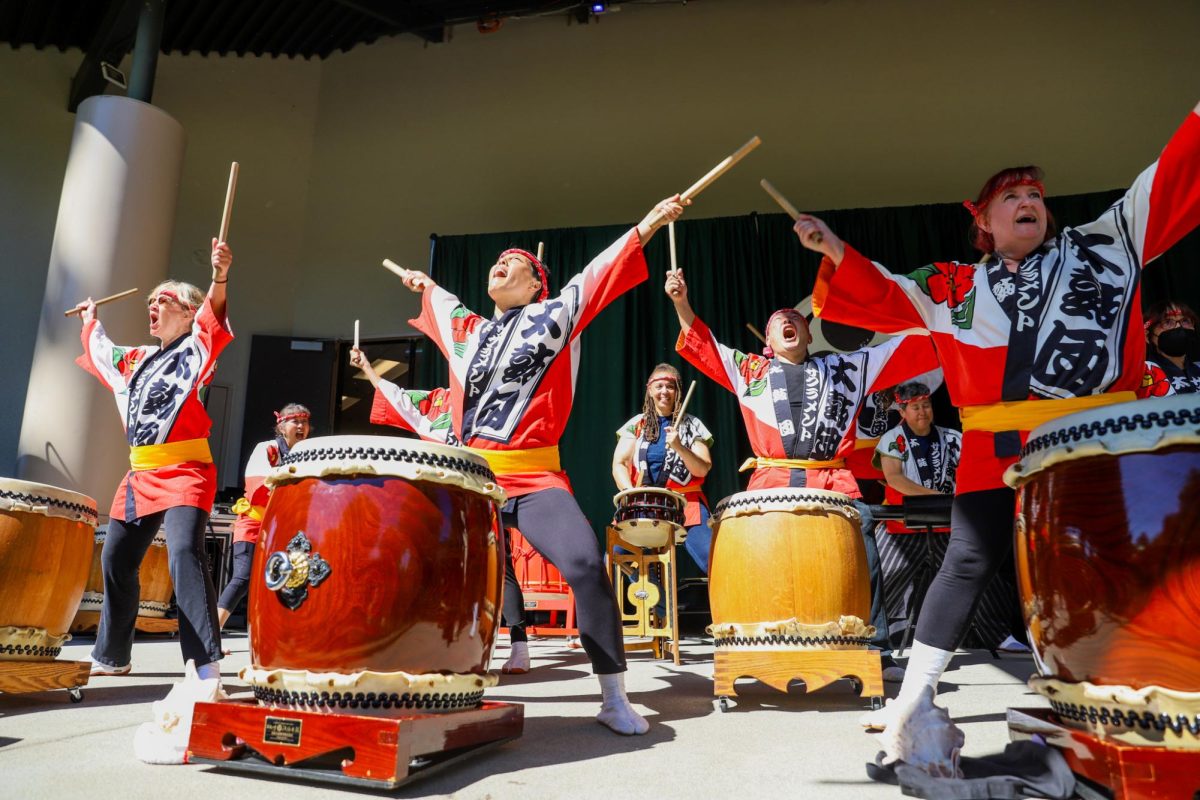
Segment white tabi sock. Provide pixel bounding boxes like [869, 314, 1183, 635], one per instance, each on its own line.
[195, 660, 222, 682]
[596, 672, 649, 735]
[860, 640, 954, 730]
[501, 641, 530, 674]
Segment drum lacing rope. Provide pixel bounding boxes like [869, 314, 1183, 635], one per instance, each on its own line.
[1020, 407, 1200, 459]
[713, 491, 858, 516]
[0, 643, 62, 659]
[252, 686, 485, 712]
[0, 488, 98, 525]
[280, 445, 497, 482]
[1048, 698, 1200, 736]
[713, 634, 870, 648]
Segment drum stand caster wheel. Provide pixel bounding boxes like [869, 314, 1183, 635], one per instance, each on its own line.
[870, 695, 884, 711]
[849, 678, 863, 694]
[716, 696, 732, 713]
[68, 687, 84, 704]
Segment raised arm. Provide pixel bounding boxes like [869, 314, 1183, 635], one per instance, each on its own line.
[209, 238, 231, 320]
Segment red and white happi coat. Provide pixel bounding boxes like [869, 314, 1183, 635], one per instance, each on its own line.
[615, 412, 714, 526]
[847, 366, 944, 480]
[410, 228, 648, 497]
[232, 437, 288, 544]
[676, 319, 938, 496]
[873, 423, 962, 533]
[813, 109, 1200, 494]
[369, 379, 458, 445]
[76, 292, 233, 521]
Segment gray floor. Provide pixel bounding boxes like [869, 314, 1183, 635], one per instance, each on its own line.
[0, 633, 1042, 800]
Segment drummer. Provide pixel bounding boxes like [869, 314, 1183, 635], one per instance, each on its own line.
[348, 346, 532, 675]
[1143, 301, 1200, 395]
[799, 99, 1200, 728]
[612, 363, 714, 573]
[873, 381, 1024, 652]
[217, 404, 310, 629]
[665, 272, 939, 682]
[392, 194, 686, 737]
[74, 238, 233, 680]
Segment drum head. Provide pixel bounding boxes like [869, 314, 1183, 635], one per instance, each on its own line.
[265, 435, 505, 503]
[0, 477, 97, 525]
[1006, 395, 1200, 486]
[712, 487, 859, 524]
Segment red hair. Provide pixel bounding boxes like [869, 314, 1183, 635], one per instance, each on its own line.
[966, 166, 1057, 254]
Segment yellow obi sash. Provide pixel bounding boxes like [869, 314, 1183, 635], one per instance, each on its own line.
[960, 392, 1137, 434]
[854, 438, 879, 450]
[675, 484, 704, 495]
[231, 497, 266, 521]
[739, 456, 847, 472]
[467, 445, 561, 476]
[129, 438, 213, 471]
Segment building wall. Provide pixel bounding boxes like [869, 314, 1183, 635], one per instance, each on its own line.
[3, 0, 1198, 487]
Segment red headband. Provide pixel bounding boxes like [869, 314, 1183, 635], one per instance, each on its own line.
[646, 371, 680, 388]
[275, 411, 310, 424]
[894, 392, 930, 405]
[762, 308, 806, 358]
[498, 248, 550, 302]
[963, 178, 1046, 220]
[153, 289, 196, 311]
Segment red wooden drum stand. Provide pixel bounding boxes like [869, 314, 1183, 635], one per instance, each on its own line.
[707, 489, 883, 711]
[187, 437, 523, 787]
[1005, 397, 1200, 799]
[0, 478, 97, 702]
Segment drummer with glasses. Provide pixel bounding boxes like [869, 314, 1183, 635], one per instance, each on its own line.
[612, 363, 714, 573]
[1142, 301, 1200, 396]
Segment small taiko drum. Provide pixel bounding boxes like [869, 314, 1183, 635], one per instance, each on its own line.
[242, 436, 506, 716]
[708, 488, 873, 651]
[74, 529, 173, 625]
[611, 487, 686, 549]
[1006, 395, 1200, 749]
[0, 478, 97, 661]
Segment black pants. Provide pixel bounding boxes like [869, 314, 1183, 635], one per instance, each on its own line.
[217, 541, 255, 612]
[93, 505, 222, 667]
[500, 488, 625, 673]
[913, 488, 1018, 651]
[501, 534, 528, 643]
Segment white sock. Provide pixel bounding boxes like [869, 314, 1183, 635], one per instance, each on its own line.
[502, 641, 530, 673]
[195, 660, 222, 681]
[595, 672, 649, 735]
[860, 641, 953, 728]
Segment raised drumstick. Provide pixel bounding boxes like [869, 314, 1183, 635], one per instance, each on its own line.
[354, 319, 360, 350]
[760, 178, 822, 244]
[668, 222, 677, 271]
[650, 136, 762, 226]
[536, 241, 545, 262]
[675, 379, 698, 422]
[218, 162, 239, 244]
[64, 287, 139, 317]
[746, 323, 767, 344]
[382, 258, 406, 279]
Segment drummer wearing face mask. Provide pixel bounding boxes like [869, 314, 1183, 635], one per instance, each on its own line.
[1145, 301, 1200, 395]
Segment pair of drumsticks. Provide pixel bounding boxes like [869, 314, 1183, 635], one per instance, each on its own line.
[64, 163, 241, 317]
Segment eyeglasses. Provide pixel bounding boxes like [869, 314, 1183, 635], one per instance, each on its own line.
[1155, 317, 1195, 332]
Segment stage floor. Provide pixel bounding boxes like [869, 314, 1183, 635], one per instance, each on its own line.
[0, 634, 1040, 799]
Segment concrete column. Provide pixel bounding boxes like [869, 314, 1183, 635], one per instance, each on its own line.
[17, 95, 185, 516]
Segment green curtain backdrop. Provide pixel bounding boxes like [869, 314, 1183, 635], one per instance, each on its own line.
[420, 192, 1200, 539]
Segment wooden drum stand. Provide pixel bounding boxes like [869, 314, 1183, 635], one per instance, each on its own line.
[606, 522, 683, 665]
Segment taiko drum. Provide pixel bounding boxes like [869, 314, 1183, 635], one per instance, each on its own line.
[244, 436, 505, 714]
[0, 478, 97, 660]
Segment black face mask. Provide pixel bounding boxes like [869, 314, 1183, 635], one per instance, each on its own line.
[1157, 327, 1199, 358]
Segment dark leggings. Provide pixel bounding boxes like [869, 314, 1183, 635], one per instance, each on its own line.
[217, 541, 255, 612]
[500, 488, 625, 673]
[93, 505, 222, 668]
[914, 488, 1017, 651]
[501, 537, 528, 644]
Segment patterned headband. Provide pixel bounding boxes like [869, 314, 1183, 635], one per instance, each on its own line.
[762, 308, 806, 358]
[153, 289, 196, 311]
[963, 178, 1046, 220]
[497, 248, 550, 302]
[894, 392, 931, 405]
[274, 411, 310, 424]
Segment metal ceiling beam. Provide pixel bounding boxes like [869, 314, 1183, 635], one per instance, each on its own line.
[67, 0, 142, 112]
[332, 0, 447, 44]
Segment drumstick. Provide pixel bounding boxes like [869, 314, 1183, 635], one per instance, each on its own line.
[218, 162, 239, 243]
[649, 135, 762, 226]
[668, 222, 678, 271]
[536, 241, 545, 262]
[63, 287, 139, 317]
[382, 258, 406, 279]
[354, 319, 360, 350]
[746, 323, 767, 344]
[760, 178, 822, 244]
[675, 380, 698, 423]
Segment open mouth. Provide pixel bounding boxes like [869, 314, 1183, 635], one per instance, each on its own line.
[1016, 213, 1038, 225]
[780, 323, 799, 343]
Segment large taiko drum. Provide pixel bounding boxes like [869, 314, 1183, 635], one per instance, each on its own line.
[0, 478, 97, 661]
[611, 487, 686, 549]
[241, 436, 506, 716]
[73, 529, 174, 625]
[707, 488, 874, 650]
[1006, 395, 1200, 749]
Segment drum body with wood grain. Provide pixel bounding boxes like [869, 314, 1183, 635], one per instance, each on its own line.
[241, 436, 506, 716]
[0, 479, 97, 660]
[708, 488, 873, 650]
[1006, 395, 1200, 749]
